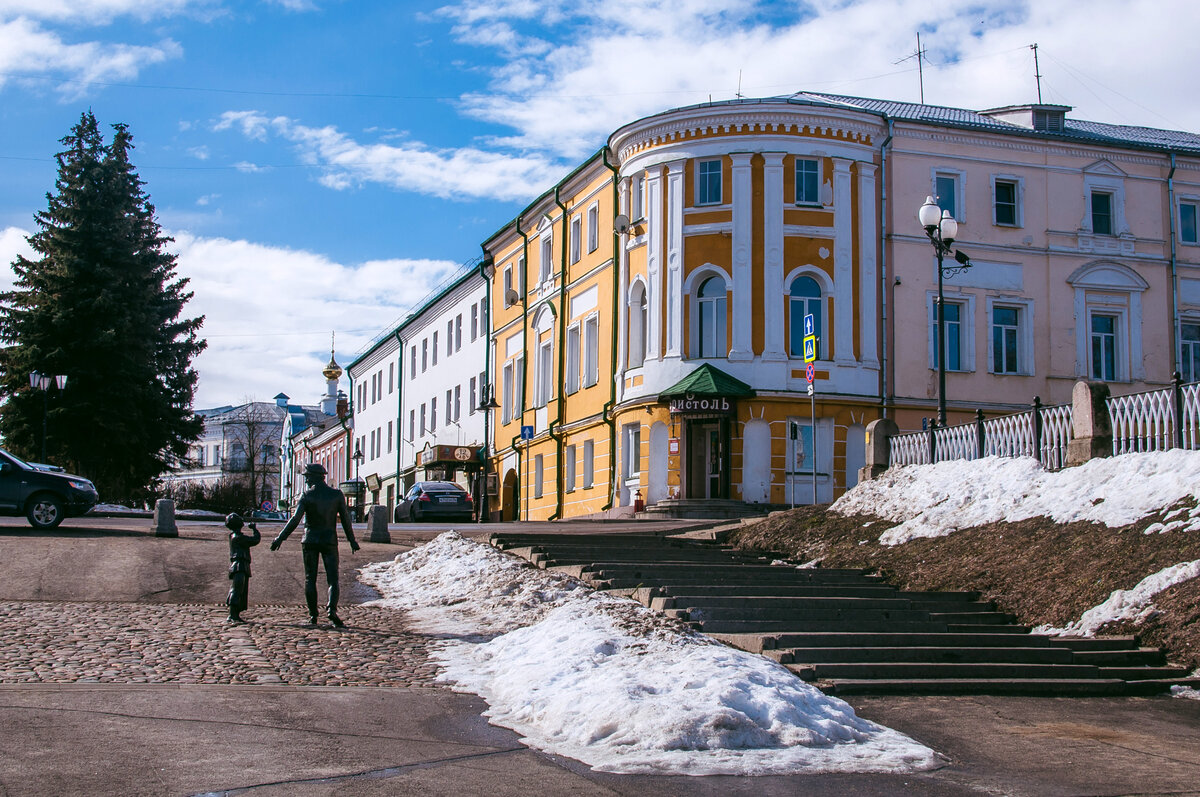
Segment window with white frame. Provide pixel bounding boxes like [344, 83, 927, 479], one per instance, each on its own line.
[420, 403, 427, 436]
[387, 421, 393, 453]
[445, 390, 452, 425]
[430, 397, 437, 432]
[564, 444, 576, 491]
[534, 454, 544, 498]
[411, 346, 417, 379]
[697, 159, 722, 205]
[624, 424, 641, 478]
[582, 439, 594, 488]
[454, 385, 461, 421]
[570, 215, 581, 264]
[934, 170, 963, 220]
[565, 324, 580, 395]
[1091, 191, 1114, 236]
[1182, 323, 1200, 383]
[628, 282, 647, 368]
[993, 177, 1021, 227]
[584, 315, 599, 387]
[787, 419, 815, 474]
[422, 338, 428, 371]
[631, 175, 645, 220]
[540, 234, 553, 283]
[432, 332, 438, 366]
[503, 266, 514, 307]
[536, 336, 554, 407]
[696, 275, 728, 358]
[788, 275, 822, 359]
[587, 203, 599, 252]
[795, 158, 819, 205]
[1082, 173, 1127, 236]
[502, 362, 513, 424]
[446, 320, 453, 356]
[1180, 200, 1198, 245]
[469, 377, 477, 415]
[927, 294, 975, 372]
[409, 409, 415, 442]
[514, 356, 524, 413]
[388, 363, 394, 393]
[471, 304, 478, 340]
[990, 305, 1021, 374]
[455, 315, 462, 352]
[1090, 312, 1119, 381]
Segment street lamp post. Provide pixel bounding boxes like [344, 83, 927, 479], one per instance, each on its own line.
[29, 371, 67, 463]
[476, 386, 501, 523]
[351, 445, 365, 521]
[919, 196, 972, 427]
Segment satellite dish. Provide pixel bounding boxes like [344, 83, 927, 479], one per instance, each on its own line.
[504, 288, 521, 306]
[613, 214, 631, 235]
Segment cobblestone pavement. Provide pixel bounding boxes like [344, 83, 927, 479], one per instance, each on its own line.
[0, 601, 442, 687]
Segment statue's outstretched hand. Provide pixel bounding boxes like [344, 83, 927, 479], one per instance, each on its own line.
[350, 540, 361, 553]
[270, 537, 282, 551]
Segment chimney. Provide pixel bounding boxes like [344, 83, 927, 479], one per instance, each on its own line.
[336, 391, 349, 419]
[274, 392, 290, 408]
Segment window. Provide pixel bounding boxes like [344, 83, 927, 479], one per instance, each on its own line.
[788, 419, 815, 474]
[1182, 323, 1200, 383]
[502, 362, 513, 424]
[631, 175, 645, 220]
[471, 304, 479, 340]
[629, 283, 647, 368]
[432, 332, 438, 365]
[994, 179, 1019, 226]
[697, 276, 727, 358]
[584, 315, 599, 387]
[788, 276, 822, 359]
[455, 315, 462, 351]
[411, 347, 417, 379]
[992, 306, 1020, 374]
[1091, 313, 1117, 381]
[587, 203, 599, 252]
[445, 390, 452, 425]
[929, 299, 968, 372]
[430, 397, 437, 432]
[624, 424, 642, 478]
[1091, 191, 1113, 235]
[420, 404, 427, 436]
[469, 377, 477, 415]
[583, 439, 594, 488]
[388, 363, 394, 393]
[387, 422, 392, 453]
[564, 444, 577, 491]
[570, 215, 581, 264]
[795, 158, 819, 204]
[421, 338, 428, 371]
[536, 337, 553, 407]
[697, 159, 722, 205]
[1181, 201, 1198, 244]
[514, 356, 524, 413]
[503, 266, 514, 307]
[534, 454, 544, 499]
[565, 324, 581, 395]
[409, 409, 415, 442]
[540, 235, 553, 283]
[447, 321, 454, 356]
[454, 385, 461, 421]
[934, 171, 962, 219]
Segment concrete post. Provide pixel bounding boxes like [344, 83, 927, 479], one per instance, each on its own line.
[1065, 381, 1112, 467]
[153, 499, 178, 537]
[365, 505, 391, 543]
[858, 418, 899, 482]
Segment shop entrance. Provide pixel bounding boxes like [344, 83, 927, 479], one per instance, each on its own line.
[684, 418, 729, 499]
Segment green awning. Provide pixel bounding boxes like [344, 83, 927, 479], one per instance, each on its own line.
[658, 363, 755, 398]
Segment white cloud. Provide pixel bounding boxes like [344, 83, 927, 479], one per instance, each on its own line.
[214, 111, 567, 201]
[0, 0, 214, 23]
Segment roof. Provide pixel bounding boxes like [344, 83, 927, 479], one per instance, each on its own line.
[659, 363, 755, 398]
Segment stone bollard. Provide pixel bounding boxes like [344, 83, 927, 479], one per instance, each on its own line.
[858, 417, 899, 482]
[153, 498, 178, 537]
[1065, 380, 1112, 467]
[365, 505, 391, 543]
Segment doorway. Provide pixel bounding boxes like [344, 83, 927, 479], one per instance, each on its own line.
[685, 419, 728, 499]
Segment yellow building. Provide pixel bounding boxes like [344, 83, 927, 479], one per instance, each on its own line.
[481, 98, 883, 519]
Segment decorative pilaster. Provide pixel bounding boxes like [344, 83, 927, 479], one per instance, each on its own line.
[646, 166, 665, 361]
[832, 158, 854, 365]
[858, 162, 880, 368]
[665, 160, 684, 359]
[729, 153, 754, 361]
[761, 153, 787, 361]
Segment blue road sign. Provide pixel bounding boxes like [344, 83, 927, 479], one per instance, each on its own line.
[520, 425, 535, 440]
[804, 313, 815, 338]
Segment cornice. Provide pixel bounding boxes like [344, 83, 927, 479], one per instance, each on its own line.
[894, 125, 1177, 168]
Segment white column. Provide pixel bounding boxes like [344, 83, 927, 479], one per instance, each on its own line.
[665, 160, 685, 359]
[729, 153, 754, 361]
[762, 153, 787, 361]
[858, 162, 880, 368]
[646, 166, 665, 361]
[615, 178, 630, 403]
[832, 158, 854, 365]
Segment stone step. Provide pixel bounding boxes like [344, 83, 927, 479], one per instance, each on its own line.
[1046, 636, 1141, 651]
[767, 646, 1078, 665]
[696, 619, 959, 634]
[927, 611, 1017, 625]
[676, 606, 937, 624]
[656, 596, 927, 612]
[1097, 666, 1192, 680]
[711, 631, 1056, 653]
[654, 585, 906, 599]
[820, 678, 1149, 697]
[788, 661, 1107, 681]
[1069, 648, 1166, 666]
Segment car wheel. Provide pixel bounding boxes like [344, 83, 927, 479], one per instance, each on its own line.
[27, 493, 64, 530]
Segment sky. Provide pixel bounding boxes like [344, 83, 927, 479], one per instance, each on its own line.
[355, 452, 1199, 774]
[1, 0, 1198, 409]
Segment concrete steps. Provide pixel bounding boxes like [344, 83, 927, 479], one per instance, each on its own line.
[487, 531, 1193, 697]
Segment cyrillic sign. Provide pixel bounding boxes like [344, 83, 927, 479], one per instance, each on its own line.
[669, 394, 734, 414]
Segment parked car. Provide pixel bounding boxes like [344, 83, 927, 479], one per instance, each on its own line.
[395, 481, 473, 523]
[0, 448, 99, 529]
[248, 509, 288, 521]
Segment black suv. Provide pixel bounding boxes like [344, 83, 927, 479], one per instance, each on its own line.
[0, 448, 99, 529]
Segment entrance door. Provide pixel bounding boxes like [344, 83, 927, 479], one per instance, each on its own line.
[686, 421, 725, 499]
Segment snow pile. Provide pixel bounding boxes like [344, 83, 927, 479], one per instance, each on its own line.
[1034, 560, 1200, 636]
[832, 451, 1200, 545]
[359, 533, 940, 776]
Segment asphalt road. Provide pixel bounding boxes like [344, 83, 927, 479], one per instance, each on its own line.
[0, 514, 1197, 796]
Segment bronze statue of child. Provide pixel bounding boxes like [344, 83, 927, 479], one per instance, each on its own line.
[225, 512, 261, 624]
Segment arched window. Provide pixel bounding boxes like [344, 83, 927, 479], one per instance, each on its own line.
[629, 282, 647, 368]
[697, 276, 727, 358]
[789, 276, 822, 359]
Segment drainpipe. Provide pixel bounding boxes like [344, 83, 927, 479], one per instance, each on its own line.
[879, 115, 894, 418]
[517, 215, 531, 519]
[343, 376, 354, 483]
[549, 186, 569, 520]
[394, 330, 404, 500]
[1168, 151, 1181, 377]
[601, 148, 620, 511]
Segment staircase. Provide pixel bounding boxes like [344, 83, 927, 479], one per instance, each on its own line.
[488, 531, 1200, 697]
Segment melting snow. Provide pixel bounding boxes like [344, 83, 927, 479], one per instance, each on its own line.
[1034, 560, 1200, 636]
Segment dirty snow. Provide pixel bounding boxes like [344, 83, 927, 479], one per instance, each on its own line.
[1033, 560, 1200, 636]
[832, 450, 1200, 545]
[359, 532, 940, 776]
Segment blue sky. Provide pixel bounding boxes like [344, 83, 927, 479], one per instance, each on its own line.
[1, 0, 1196, 408]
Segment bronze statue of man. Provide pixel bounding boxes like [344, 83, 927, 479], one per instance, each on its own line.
[270, 463, 360, 626]
[224, 512, 261, 624]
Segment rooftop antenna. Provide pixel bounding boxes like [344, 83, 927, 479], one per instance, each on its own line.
[735, 69, 743, 100]
[894, 32, 927, 104]
[1030, 43, 1043, 103]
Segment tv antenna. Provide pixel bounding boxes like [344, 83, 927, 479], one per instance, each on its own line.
[735, 69, 744, 100]
[1030, 43, 1043, 103]
[895, 31, 927, 104]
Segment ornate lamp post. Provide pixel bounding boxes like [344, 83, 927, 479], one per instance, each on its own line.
[29, 371, 67, 463]
[919, 196, 972, 426]
[351, 445, 365, 521]
[476, 386, 501, 523]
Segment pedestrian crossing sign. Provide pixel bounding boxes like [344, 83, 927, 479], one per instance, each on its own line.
[803, 335, 817, 363]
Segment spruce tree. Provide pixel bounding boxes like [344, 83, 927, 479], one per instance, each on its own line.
[0, 112, 206, 501]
